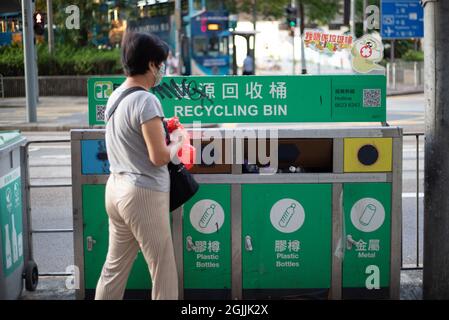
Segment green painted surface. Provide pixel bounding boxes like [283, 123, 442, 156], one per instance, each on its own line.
[88, 75, 386, 125]
[182, 184, 231, 290]
[82, 184, 152, 290]
[0, 168, 24, 277]
[242, 184, 332, 289]
[342, 183, 391, 290]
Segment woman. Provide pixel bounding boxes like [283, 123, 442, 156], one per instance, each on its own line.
[95, 32, 184, 300]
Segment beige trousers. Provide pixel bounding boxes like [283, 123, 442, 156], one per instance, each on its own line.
[95, 174, 178, 300]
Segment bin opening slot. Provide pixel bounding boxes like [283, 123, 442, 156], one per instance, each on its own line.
[188, 138, 232, 174]
[243, 138, 333, 173]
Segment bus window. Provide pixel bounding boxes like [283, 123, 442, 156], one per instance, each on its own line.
[208, 35, 219, 57]
[193, 36, 208, 57]
[219, 36, 229, 56]
[207, 0, 223, 10]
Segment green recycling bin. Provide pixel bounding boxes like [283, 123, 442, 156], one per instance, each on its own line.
[0, 131, 38, 300]
[182, 184, 232, 299]
[81, 184, 152, 299]
[72, 125, 402, 300]
[342, 183, 392, 299]
[242, 184, 332, 299]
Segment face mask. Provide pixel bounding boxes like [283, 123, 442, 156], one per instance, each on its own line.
[152, 63, 165, 87]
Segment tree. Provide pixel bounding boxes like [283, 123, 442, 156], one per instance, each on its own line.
[227, 0, 340, 25]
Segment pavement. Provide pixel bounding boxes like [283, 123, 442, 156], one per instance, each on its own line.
[18, 270, 422, 300]
[0, 96, 91, 131]
[386, 84, 424, 97]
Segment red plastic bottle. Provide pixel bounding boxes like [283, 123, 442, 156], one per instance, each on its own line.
[166, 117, 196, 170]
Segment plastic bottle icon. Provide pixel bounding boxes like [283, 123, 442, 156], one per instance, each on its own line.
[359, 204, 377, 226]
[279, 203, 297, 228]
[6, 188, 12, 211]
[11, 214, 18, 263]
[199, 204, 216, 228]
[4, 225, 12, 269]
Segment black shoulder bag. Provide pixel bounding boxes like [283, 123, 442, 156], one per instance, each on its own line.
[106, 86, 199, 212]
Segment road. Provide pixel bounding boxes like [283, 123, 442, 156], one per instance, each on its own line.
[21, 93, 424, 276]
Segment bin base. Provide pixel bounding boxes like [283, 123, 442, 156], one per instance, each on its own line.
[85, 289, 233, 300]
[243, 288, 330, 300]
[85, 289, 150, 300]
[184, 289, 231, 300]
[342, 287, 390, 299]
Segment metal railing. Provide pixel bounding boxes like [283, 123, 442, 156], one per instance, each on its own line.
[386, 61, 424, 92]
[23, 136, 424, 276]
[24, 140, 72, 277]
[0, 73, 4, 98]
[402, 132, 424, 270]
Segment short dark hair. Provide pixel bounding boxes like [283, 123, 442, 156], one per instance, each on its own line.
[121, 31, 169, 76]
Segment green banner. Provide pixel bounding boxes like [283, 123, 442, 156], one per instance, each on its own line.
[0, 168, 24, 277]
[88, 75, 386, 125]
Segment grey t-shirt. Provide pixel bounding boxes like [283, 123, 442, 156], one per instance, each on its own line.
[105, 84, 169, 192]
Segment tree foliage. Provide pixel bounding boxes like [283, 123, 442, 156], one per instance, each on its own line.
[36, 0, 101, 46]
[35, 0, 342, 46]
[226, 0, 340, 25]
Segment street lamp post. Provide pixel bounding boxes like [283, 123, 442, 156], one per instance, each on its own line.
[22, 0, 38, 122]
[297, 0, 307, 74]
[47, 0, 55, 54]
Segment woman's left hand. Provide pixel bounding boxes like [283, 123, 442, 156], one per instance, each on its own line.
[169, 128, 187, 145]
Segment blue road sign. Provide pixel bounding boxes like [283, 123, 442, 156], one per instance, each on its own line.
[381, 0, 424, 39]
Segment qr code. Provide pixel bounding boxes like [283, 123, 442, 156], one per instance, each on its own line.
[363, 89, 381, 107]
[96, 105, 106, 121]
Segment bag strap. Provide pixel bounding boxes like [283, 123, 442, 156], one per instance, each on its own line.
[105, 86, 147, 121]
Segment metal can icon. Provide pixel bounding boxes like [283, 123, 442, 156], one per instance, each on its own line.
[359, 204, 377, 226]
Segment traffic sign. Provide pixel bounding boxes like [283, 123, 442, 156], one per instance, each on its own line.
[381, 0, 424, 39]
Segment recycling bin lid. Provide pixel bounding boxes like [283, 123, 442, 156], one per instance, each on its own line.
[0, 131, 23, 150]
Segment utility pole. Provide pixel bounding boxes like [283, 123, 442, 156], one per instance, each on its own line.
[46, 0, 54, 54]
[297, 0, 306, 74]
[363, 0, 368, 34]
[350, 0, 356, 37]
[423, 0, 449, 299]
[22, 0, 38, 122]
[390, 40, 395, 62]
[32, 0, 39, 105]
[291, 0, 296, 75]
[251, 0, 256, 73]
[175, 0, 183, 74]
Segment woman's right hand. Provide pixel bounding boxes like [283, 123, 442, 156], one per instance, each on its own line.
[168, 128, 188, 163]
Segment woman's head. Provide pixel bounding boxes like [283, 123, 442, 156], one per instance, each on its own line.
[121, 31, 169, 80]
